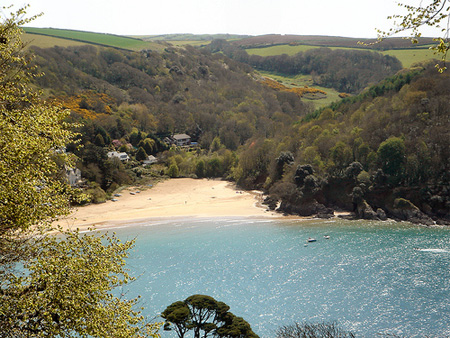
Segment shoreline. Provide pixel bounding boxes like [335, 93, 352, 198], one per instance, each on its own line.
[54, 178, 280, 232]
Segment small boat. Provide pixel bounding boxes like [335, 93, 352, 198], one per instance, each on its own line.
[324, 235, 330, 239]
[307, 237, 317, 243]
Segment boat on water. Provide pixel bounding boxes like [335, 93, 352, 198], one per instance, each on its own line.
[307, 238, 317, 242]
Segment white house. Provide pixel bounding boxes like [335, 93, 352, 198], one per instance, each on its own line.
[66, 167, 82, 186]
[107, 151, 130, 162]
[172, 134, 191, 146]
[143, 155, 158, 166]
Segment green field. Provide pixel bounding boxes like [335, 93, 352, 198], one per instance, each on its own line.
[247, 44, 321, 56]
[258, 71, 341, 109]
[169, 40, 210, 47]
[23, 33, 90, 49]
[23, 27, 164, 51]
[382, 48, 439, 68]
[246, 43, 439, 68]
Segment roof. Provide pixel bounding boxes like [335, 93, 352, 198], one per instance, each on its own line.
[173, 134, 191, 140]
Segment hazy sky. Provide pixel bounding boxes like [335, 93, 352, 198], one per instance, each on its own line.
[16, 0, 442, 38]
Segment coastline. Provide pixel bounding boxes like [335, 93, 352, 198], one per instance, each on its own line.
[54, 178, 279, 232]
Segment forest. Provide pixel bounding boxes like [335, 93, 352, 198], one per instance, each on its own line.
[207, 39, 403, 93]
[29, 41, 449, 224]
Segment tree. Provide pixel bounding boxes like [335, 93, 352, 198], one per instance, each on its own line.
[377, 136, 406, 179]
[276, 321, 355, 338]
[162, 295, 258, 338]
[161, 301, 191, 338]
[377, 0, 450, 71]
[167, 162, 180, 178]
[136, 146, 148, 161]
[0, 6, 160, 337]
[274, 151, 294, 181]
[195, 159, 206, 178]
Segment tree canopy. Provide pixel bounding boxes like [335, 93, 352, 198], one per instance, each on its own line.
[162, 295, 259, 338]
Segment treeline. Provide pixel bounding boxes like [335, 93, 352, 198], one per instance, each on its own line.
[208, 39, 402, 93]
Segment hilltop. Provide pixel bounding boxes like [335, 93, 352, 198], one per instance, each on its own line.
[231, 34, 436, 49]
[23, 27, 167, 51]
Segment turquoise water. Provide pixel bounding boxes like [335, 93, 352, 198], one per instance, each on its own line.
[108, 217, 450, 337]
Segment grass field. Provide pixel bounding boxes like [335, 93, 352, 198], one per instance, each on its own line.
[258, 71, 341, 109]
[23, 33, 90, 49]
[247, 44, 322, 56]
[23, 27, 164, 51]
[246, 43, 439, 68]
[169, 40, 210, 47]
[382, 48, 439, 68]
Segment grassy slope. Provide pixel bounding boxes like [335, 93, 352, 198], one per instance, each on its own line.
[246, 43, 439, 68]
[23, 27, 165, 51]
[248, 42, 439, 108]
[23, 33, 89, 49]
[258, 71, 341, 108]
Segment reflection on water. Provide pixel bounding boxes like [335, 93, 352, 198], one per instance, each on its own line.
[109, 218, 450, 337]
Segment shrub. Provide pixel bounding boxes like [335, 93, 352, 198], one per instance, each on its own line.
[276, 322, 355, 338]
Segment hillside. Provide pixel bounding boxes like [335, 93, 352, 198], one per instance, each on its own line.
[28, 39, 449, 223]
[239, 63, 449, 224]
[23, 27, 166, 51]
[232, 34, 436, 49]
[30, 43, 310, 199]
[208, 39, 403, 94]
[138, 33, 251, 41]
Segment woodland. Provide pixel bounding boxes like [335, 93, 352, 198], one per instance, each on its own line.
[28, 39, 449, 225]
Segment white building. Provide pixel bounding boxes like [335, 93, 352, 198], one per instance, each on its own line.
[143, 155, 158, 166]
[172, 134, 191, 146]
[66, 167, 82, 186]
[107, 151, 130, 162]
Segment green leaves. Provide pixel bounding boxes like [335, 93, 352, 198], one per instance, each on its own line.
[0, 6, 161, 337]
[378, 0, 450, 70]
[162, 295, 258, 338]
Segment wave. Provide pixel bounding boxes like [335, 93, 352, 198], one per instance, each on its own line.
[417, 248, 449, 253]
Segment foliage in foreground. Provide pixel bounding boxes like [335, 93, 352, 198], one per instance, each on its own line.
[1, 229, 160, 338]
[0, 5, 160, 337]
[276, 322, 355, 338]
[162, 294, 258, 338]
[376, 0, 450, 71]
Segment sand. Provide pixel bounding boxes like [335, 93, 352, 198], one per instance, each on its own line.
[55, 178, 277, 231]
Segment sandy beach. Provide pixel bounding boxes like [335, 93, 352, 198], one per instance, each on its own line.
[55, 178, 277, 231]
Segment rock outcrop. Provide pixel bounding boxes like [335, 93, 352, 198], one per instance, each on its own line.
[388, 198, 435, 226]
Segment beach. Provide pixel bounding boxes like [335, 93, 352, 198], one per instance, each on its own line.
[55, 178, 276, 231]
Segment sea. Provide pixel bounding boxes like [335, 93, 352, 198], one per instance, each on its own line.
[101, 217, 450, 337]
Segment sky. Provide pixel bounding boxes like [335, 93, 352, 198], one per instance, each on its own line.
[13, 0, 444, 38]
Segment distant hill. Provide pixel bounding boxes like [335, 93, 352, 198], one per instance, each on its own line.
[232, 34, 436, 50]
[138, 33, 252, 41]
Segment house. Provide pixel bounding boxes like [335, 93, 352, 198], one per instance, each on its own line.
[172, 134, 191, 146]
[107, 151, 130, 162]
[143, 155, 158, 166]
[66, 167, 82, 186]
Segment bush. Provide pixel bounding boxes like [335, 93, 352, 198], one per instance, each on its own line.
[276, 322, 355, 338]
[167, 163, 179, 178]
